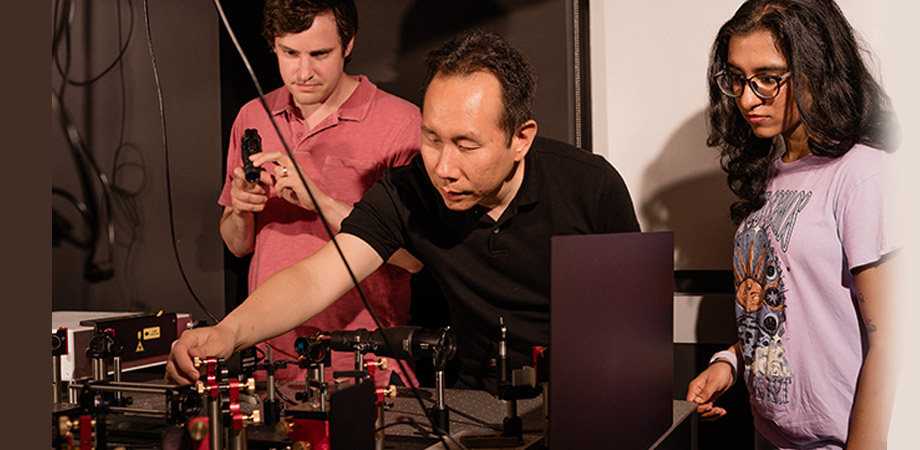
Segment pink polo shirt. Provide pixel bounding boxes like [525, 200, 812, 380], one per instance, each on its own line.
[220, 76, 420, 384]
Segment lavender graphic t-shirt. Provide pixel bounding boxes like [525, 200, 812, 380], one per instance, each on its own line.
[732, 144, 896, 448]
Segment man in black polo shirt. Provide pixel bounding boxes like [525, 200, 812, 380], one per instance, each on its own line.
[166, 30, 639, 391]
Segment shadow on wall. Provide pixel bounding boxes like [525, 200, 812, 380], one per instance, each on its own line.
[640, 109, 737, 270]
[352, 0, 561, 108]
[353, 0, 511, 107]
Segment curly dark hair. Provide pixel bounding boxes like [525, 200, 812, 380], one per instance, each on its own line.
[707, 0, 899, 224]
[262, 0, 357, 56]
[421, 29, 537, 145]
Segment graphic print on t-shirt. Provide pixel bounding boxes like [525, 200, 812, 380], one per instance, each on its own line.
[734, 189, 811, 405]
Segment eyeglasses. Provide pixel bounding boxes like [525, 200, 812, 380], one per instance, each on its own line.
[714, 71, 792, 100]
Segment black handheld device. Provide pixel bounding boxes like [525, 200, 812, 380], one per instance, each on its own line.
[241, 128, 262, 183]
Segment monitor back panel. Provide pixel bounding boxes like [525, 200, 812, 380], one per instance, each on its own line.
[550, 231, 674, 448]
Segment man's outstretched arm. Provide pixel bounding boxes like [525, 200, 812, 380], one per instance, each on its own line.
[166, 233, 385, 384]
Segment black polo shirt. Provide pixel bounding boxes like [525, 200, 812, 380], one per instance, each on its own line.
[340, 136, 639, 391]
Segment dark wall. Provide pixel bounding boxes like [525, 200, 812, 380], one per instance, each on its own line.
[52, 0, 225, 322]
[219, 0, 589, 153]
[349, 0, 591, 148]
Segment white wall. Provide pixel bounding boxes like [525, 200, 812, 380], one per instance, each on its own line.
[590, 0, 895, 271]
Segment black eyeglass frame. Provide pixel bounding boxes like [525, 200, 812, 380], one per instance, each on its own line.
[714, 71, 792, 100]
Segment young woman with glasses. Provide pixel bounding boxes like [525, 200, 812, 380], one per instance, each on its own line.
[685, 0, 900, 448]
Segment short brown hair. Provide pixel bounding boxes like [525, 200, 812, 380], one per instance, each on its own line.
[262, 0, 358, 52]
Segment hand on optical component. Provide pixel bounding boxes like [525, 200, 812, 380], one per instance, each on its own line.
[165, 326, 236, 385]
[685, 362, 734, 421]
[229, 166, 272, 214]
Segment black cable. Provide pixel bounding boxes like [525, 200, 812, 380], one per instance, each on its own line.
[390, 395, 543, 434]
[51, 0, 123, 282]
[415, 396, 504, 432]
[374, 419, 434, 434]
[142, 0, 219, 324]
[52, 0, 75, 98]
[252, 344, 266, 362]
[52, 188, 93, 249]
[210, 2, 470, 448]
[109, 144, 145, 259]
[51, 89, 117, 282]
[273, 381, 298, 406]
[51, 0, 68, 54]
[52, 0, 136, 87]
[110, 0, 146, 296]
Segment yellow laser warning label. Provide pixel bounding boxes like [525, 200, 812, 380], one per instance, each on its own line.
[143, 327, 161, 340]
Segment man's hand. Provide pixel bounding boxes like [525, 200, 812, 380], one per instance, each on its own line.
[686, 362, 735, 420]
[229, 166, 272, 214]
[251, 151, 355, 231]
[165, 326, 237, 385]
[220, 166, 274, 257]
[253, 151, 327, 212]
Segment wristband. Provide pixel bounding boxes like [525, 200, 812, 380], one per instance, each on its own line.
[709, 349, 738, 383]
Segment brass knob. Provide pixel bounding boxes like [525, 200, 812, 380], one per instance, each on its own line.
[57, 417, 72, 435]
[188, 418, 209, 441]
[275, 419, 292, 437]
[248, 409, 262, 425]
[293, 441, 312, 450]
[245, 377, 256, 394]
[196, 380, 206, 395]
[384, 385, 397, 398]
[376, 358, 388, 371]
[193, 356, 202, 368]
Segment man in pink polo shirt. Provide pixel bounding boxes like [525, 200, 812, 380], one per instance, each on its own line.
[219, 0, 421, 385]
